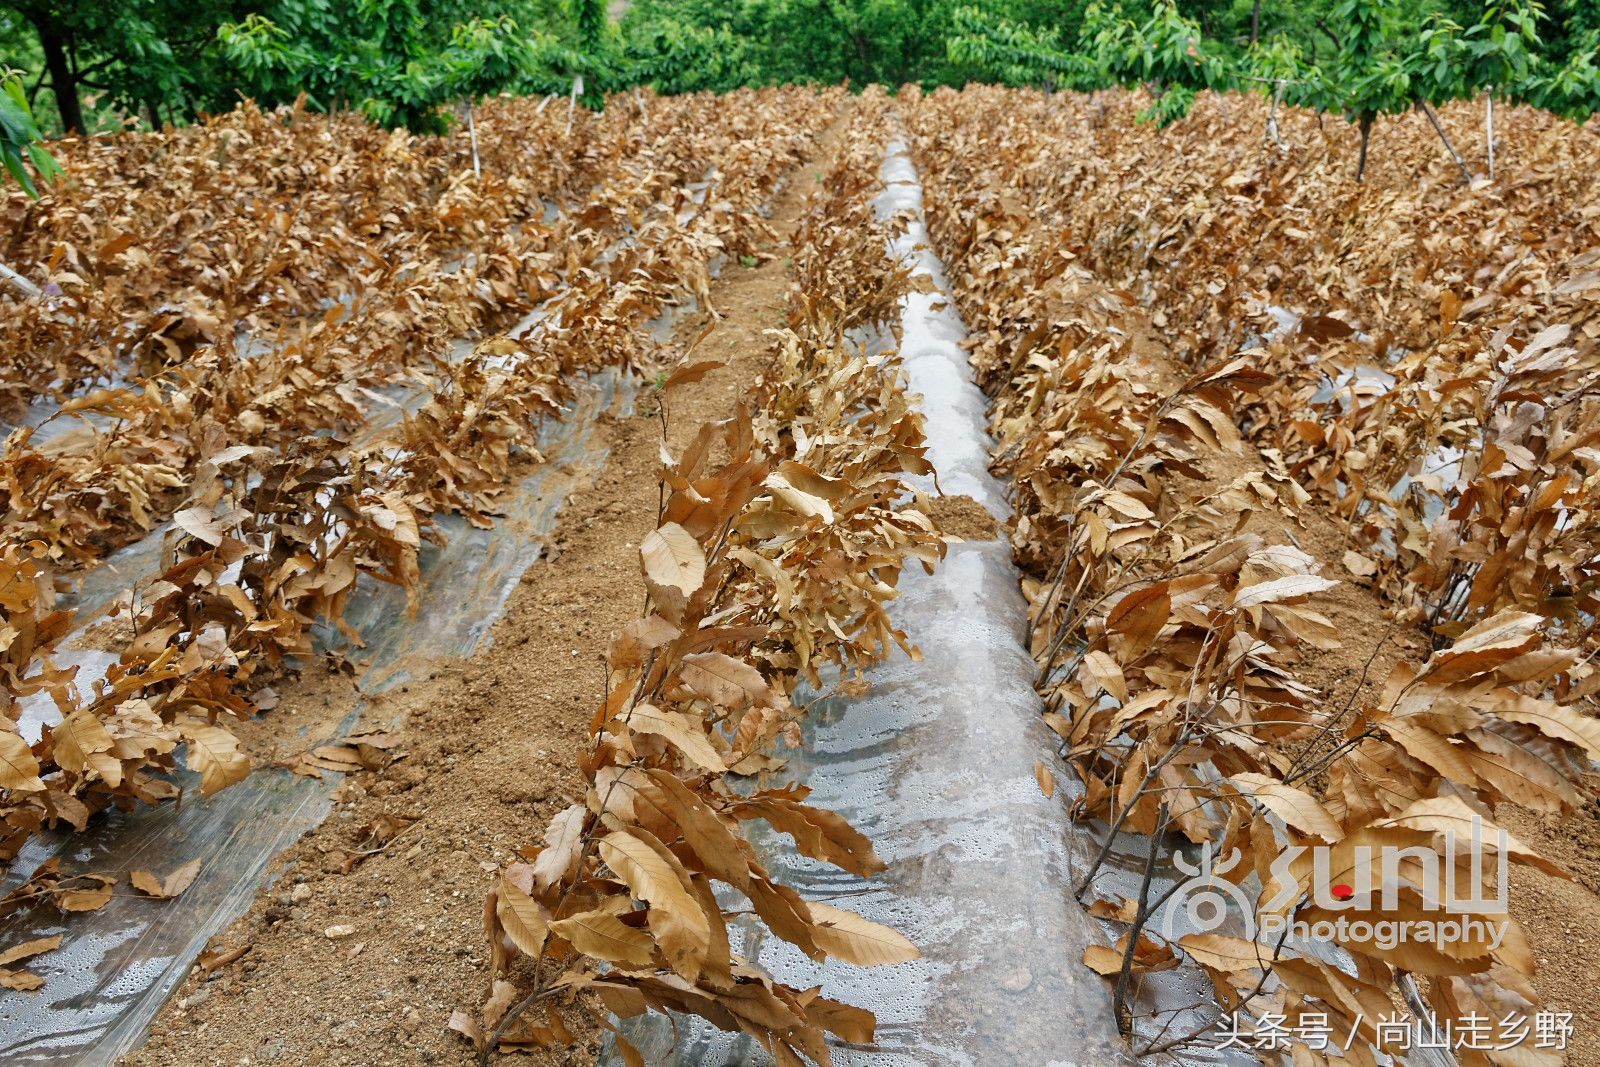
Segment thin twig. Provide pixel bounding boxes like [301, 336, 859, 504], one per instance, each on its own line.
[1416, 100, 1473, 185]
[1114, 800, 1169, 1035]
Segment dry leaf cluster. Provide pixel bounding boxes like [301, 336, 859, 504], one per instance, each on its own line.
[910, 87, 1599, 642]
[457, 94, 945, 1064]
[904, 84, 1600, 1065]
[1, 88, 840, 873]
[2, 88, 839, 565]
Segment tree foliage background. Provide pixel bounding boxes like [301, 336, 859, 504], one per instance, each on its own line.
[1, 0, 1597, 140]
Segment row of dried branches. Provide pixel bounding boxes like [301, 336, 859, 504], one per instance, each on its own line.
[0, 88, 841, 877]
[903, 84, 1599, 1067]
[988, 88, 1600, 645]
[1, 88, 835, 567]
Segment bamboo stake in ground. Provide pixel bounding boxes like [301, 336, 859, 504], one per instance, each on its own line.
[566, 74, 584, 134]
[0, 259, 42, 300]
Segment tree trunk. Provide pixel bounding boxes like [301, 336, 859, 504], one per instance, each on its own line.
[467, 100, 480, 180]
[1417, 100, 1473, 184]
[1250, 0, 1262, 45]
[1355, 113, 1374, 183]
[36, 21, 86, 136]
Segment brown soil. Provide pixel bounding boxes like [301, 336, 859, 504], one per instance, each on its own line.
[121, 116, 841, 1067]
[1502, 800, 1600, 1061]
[929, 494, 999, 540]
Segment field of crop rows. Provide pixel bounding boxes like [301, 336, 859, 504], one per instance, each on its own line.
[1, 85, 1597, 1067]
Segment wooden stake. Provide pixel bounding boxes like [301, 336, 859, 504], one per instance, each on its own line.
[1486, 94, 1496, 180]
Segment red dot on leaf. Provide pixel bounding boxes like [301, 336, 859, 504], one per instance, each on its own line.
[1332, 883, 1354, 900]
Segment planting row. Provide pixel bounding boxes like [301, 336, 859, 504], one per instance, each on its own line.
[904, 85, 1599, 1065]
[457, 93, 945, 1061]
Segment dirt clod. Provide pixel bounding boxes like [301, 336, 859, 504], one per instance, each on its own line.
[930, 494, 1000, 540]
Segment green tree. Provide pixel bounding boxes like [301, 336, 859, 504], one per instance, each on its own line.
[1517, 23, 1600, 118]
[3, 0, 1599, 146]
[217, 0, 549, 132]
[951, 1, 1219, 123]
[1325, 0, 1413, 179]
[947, 5, 1098, 89]
[0, 70, 58, 296]
[1110, 0, 1222, 122]
[619, 17, 759, 94]
[625, 0, 1065, 90]
[0, 0, 245, 134]
[573, 0, 606, 50]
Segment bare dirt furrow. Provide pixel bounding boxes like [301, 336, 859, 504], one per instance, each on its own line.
[123, 115, 843, 1067]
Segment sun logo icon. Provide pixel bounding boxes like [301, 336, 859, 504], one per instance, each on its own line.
[1160, 843, 1256, 939]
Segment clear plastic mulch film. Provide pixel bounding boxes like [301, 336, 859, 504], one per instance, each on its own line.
[0, 360, 634, 1066]
[606, 138, 1144, 1067]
